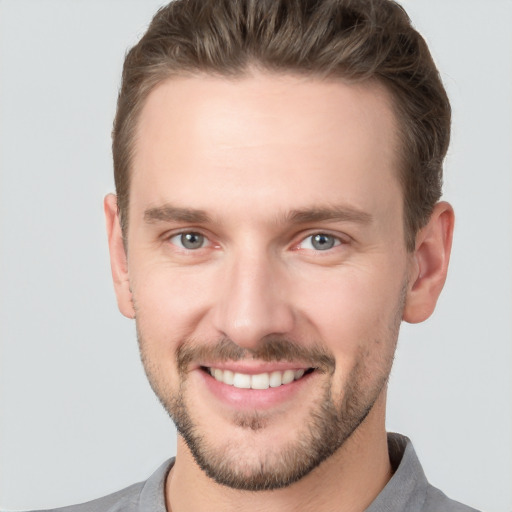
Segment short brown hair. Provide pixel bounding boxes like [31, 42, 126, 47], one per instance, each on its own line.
[113, 0, 450, 251]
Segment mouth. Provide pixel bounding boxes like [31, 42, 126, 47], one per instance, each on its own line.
[201, 366, 315, 390]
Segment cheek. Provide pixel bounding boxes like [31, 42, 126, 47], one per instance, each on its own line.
[132, 270, 199, 394]
[131, 262, 214, 342]
[293, 264, 404, 359]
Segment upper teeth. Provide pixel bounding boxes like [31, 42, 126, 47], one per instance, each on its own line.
[209, 368, 306, 389]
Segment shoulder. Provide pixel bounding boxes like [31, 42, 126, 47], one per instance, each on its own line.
[423, 485, 481, 512]
[20, 458, 174, 512]
[29, 482, 145, 512]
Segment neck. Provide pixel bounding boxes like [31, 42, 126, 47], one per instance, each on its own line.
[165, 395, 392, 512]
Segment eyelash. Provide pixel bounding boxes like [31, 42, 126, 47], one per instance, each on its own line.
[295, 233, 344, 252]
[167, 231, 211, 251]
[166, 230, 347, 253]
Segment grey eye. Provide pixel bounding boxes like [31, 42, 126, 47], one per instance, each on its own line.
[310, 234, 337, 250]
[179, 232, 205, 250]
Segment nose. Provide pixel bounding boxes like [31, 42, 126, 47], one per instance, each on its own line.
[212, 250, 295, 351]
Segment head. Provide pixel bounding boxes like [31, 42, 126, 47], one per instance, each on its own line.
[106, 0, 454, 493]
[112, 0, 451, 252]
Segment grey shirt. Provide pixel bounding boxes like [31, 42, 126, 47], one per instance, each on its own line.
[30, 434, 479, 512]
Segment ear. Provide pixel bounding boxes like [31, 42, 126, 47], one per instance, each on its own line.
[104, 194, 135, 319]
[403, 201, 454, 324]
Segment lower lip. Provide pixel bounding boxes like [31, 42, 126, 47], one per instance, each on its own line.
[197, 369, 315, 410]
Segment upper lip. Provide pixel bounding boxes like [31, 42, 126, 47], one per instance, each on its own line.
[197, 361, 312, 374]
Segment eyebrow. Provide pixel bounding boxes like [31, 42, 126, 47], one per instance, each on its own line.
[144, 205, 211, 224]
[144, 203, 372, 226]
[283, 206, 373, 225]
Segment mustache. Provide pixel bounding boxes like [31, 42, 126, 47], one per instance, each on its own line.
[177, 337, 336, 375]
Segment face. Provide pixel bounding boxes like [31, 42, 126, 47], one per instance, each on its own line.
[113, 72, 415, 490]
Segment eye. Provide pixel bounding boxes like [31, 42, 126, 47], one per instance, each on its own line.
[169, 232, 208, 250]
[298, 233, 341, 251]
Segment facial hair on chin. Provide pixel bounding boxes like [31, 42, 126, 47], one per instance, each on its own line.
[135, 282, 406, 491]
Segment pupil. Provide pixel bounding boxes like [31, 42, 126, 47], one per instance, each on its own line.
[181, 232, 203, 249]
[312, 234, 334, 250]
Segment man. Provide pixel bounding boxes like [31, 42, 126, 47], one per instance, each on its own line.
[30, 0, 479, 510]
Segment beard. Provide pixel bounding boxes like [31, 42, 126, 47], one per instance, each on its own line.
[136, 285, 405, 491]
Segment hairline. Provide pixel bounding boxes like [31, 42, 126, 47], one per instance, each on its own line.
[120, 67, 416, 252]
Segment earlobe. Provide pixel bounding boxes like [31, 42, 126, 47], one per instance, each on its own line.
[104, 194, 135, 319]
[403, 201, 454, 324]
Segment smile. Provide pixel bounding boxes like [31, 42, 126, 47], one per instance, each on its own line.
[206, 367, 313, 389]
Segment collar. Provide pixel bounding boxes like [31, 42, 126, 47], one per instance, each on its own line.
[365, 433, 429, 512]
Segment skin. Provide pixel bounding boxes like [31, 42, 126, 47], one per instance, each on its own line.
[105, 71, 454, 512]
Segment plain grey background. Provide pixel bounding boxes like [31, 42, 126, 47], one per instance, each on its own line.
[1, 0, 511, 510]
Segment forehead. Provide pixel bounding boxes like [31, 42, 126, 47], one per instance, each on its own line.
[131, 72, 401, 223]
